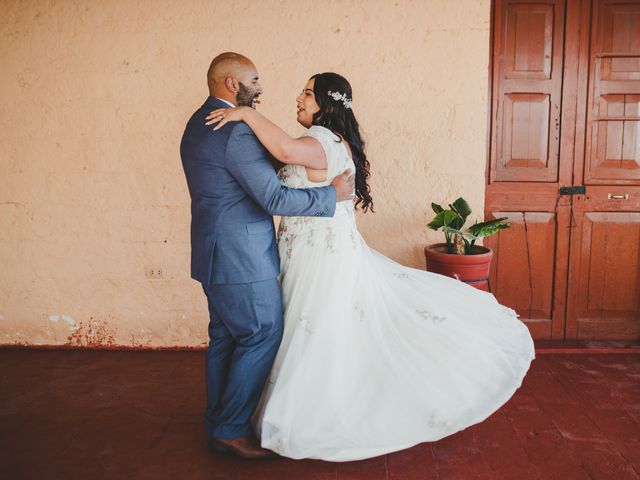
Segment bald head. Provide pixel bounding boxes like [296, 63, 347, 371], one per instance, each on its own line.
[207, 52, 262, 106]
[207, 52, 253, 86]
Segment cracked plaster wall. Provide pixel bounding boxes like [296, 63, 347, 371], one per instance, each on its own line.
[0, 0, 491, 347]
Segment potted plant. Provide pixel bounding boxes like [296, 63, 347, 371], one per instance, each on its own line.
[425, 197, 509, 292]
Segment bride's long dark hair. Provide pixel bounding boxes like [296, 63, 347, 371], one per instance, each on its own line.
[310, 72, 374, 213]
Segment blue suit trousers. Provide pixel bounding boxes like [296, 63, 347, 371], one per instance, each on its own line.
[202, 278, 283, 439]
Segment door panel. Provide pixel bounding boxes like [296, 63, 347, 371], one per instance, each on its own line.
[487, 0, 569, 339]
[492, 0, 564, 183]
[504, 3, 553, 80]
[566, 207, 640, 339]
[566, 0, 640, 339]
[488, 0, 640, 339]
[586, 0, 640, 183]
[485, 211, 556, 338]
[502, 93, 551, 170]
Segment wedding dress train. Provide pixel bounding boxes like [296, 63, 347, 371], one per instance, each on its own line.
[253, 126, 535, 461]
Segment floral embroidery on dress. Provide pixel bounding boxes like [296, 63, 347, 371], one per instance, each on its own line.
[275, 131, 359, 258]
[292, 216, 313, 228]
[306, 229, 315, 247]
[416, 309, 446, 324]
[278, 216, 320, 258]
[299, 312, 314, 333]
[278, 222, 294, 259]
[350, 230, 357, 249]
[273, 438, 286, 453]
[427, 411, 449, 430]
[278, 164, 310, 188]
[394, 272, 409, 279]
[325, 228, 336, 253]
[277, 166, 291, 183]
[354, 303, 365, 322]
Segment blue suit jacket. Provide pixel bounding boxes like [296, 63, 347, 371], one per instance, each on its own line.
[180, 97, 336, 285]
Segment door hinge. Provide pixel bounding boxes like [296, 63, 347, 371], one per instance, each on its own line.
[559, 185, 586, 196]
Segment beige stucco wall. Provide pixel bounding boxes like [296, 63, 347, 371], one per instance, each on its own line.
[0, 0, 491, 347]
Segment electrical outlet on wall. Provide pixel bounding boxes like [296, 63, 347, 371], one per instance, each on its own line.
[146, 267, 163, 279]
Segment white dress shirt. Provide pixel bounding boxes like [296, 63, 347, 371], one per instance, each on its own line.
[215, 97, 236, 108]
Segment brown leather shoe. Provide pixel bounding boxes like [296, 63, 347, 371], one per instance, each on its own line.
[207, 440, 228, 453]
[209, 436, 277, 459]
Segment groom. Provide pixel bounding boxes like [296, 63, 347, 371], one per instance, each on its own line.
[180, 52, 354, 458]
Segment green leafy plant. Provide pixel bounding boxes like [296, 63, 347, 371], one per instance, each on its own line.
[427, 197, 510, 255]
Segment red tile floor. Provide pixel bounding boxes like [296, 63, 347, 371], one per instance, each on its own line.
[1, 347, 639, 480]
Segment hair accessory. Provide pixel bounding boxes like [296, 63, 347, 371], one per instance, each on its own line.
[327, 90, 352, 109]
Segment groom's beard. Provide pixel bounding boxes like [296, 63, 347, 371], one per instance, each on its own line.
[236, 82, 259, 108]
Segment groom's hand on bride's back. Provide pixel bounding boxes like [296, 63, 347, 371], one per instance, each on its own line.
[332, 169, 356, 202]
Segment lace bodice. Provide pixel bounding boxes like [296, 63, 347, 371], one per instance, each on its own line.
[277, 125, 356, 188]
[276, 126, 358, 262]
[277, 126, 357, 228]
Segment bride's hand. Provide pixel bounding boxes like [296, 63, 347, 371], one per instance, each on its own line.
[205, 106, 250, 131]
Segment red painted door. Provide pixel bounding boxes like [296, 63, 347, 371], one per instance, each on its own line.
[486, 0, 640, 339]
[566, 0, 640, 339]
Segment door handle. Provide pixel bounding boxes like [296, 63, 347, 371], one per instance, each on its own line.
[607, 193, 629, 200]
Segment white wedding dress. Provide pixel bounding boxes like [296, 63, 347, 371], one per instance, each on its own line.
[253, 125, 535, 462]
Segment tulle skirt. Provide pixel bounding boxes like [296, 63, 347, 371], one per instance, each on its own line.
[253, 220, 535, 462]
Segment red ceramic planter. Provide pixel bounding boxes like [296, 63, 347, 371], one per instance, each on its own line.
[424, 243, 493, 292]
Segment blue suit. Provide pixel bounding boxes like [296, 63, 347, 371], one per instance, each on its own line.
[180, 97, 336, 440]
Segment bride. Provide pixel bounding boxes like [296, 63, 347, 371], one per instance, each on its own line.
[205, 72, 535, 462]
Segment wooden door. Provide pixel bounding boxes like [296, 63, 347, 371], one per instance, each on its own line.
[486, 0, 640, 339]
[486, 0, 571, 339]
[566, 0, 640, 339]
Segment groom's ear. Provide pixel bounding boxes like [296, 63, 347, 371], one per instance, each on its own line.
[225, 76, 239, 94]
